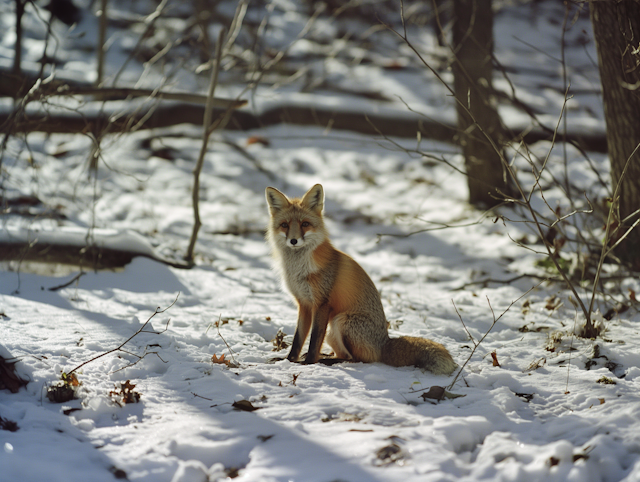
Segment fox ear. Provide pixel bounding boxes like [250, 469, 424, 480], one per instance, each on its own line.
[301, 184, 324, 213]
[265, 187, 290, 215]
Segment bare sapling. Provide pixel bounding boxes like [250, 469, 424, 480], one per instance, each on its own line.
[186, 27, 226, 264]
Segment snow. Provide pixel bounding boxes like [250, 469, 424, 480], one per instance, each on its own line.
[2, 0, 640, 481]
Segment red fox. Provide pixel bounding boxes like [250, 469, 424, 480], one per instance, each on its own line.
[265, 184, 456, 375]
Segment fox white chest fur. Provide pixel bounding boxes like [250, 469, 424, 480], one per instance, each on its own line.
[269, 240, 319, 304]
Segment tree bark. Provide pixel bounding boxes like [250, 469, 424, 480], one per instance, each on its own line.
[590, 0, 640, 270]
[452, 0, 509, 208]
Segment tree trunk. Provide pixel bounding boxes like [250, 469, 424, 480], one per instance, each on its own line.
[452, 0, 508, 208]
[13, 0, 26, 75]
[590, 0, 640, 270]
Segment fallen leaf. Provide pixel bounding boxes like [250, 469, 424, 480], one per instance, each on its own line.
[211, 354, 230, 366]
[291, 373, 299, 386]
[109, 380, 141, 405]
[232, 399, 260, 412]
[61, 372, 81, 387]
[383, 60, 406, 70]
[420, 386, 445, 401]
[271, 329, 289, 351]
[545, 295, 562, 311]
[515, 392, 534, 402]
[0, 416, 19, 432]
[122, 380, 136, 392]
[375, 443, 406, 466]
[491, 351, 501, 367]
[246, 136, 270, 147]
[0, 355, 28, 393]
[420, 386, 465, 402]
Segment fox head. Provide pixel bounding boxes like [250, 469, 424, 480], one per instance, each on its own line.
[265, 184, 328, 251]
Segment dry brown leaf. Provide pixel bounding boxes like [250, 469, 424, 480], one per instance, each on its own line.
[109, 379, 141, 405]
[61, 372, 81, 387]
[0, 416, 19, 432]
[375, 443, 406, 466]
[545, 295, 562, 311]
[491, 351, 501, 367]
[232, 400, 260, 412]
[420, 386, 446, 401]
[0, 356, 28, 393]
[272, 329, 289, 351]
[211, 354, 230, 366]
[246, 136, 270, 147]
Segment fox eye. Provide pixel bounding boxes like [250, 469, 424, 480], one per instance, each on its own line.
[301, 221, 310, 228]
[280, 222, 289, 229]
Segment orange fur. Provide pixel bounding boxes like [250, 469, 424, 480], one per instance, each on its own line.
[265, 184, 456, 375]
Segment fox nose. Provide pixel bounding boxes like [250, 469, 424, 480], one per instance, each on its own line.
[290, 238, 298, 245]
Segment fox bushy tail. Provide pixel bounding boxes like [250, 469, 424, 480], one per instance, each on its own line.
[381, 336, 457, 375]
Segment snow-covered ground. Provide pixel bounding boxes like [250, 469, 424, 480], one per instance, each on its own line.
[2, 1, 640, 481]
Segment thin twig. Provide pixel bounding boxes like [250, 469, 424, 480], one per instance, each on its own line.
[111, 0, 168, 87]
[67, 294, 179, 375]
[191, 392, 214, 401]
[48, 272, 86, 292]
[452, 300, 474, 345]
[447, 284, 542, 390]
[453, 273, 555, 291]
[220, 137, 275, 180]
[216, 316, 238, 365]
[377, 211, 494, 239]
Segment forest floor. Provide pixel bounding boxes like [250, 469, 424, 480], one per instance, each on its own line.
[1, 1, 640, 481]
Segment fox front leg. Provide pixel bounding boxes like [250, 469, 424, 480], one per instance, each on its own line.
[303, 304, 331, 364]
[287, 303, 312, 362]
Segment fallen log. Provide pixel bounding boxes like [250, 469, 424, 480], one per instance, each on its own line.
[0, 227, 190, 270]
[0, 103, 608, 153]
[0, 69, 608, 152]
